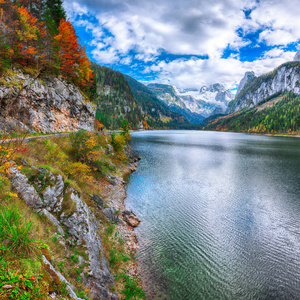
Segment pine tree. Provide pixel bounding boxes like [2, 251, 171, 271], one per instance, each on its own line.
[44, 0, 66, 32]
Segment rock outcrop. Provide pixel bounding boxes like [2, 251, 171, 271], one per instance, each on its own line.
[236, 71, 255, 96]
[0, 70, 96, 133]
[122, 211, 141, 227]
[227, 62, 300, 113]
[10, 166, 118, 300]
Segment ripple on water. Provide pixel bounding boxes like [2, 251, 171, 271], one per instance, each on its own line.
[125, 131, 300, 300]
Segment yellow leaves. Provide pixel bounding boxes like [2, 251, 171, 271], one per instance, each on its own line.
[68, 162, 93, 182]
[0, 145, 18, 175]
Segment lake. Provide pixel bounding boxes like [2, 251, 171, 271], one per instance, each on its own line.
[125, 130, 300, 300]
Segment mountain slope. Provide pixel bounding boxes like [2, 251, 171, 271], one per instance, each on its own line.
[124, 75, 189, 128]
[203, 91, 300, 134]
[91, 62, 145, 130]
[147, 83, 234, 123]
[227, 61, 300, 113]
[147, 84, 205, 123]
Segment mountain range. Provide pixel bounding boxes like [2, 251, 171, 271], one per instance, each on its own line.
[147, 83, 234, 123]
[203, 51, 300, 133]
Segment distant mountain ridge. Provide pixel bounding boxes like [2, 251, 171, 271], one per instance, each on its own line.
[202, 58, 300, 134]
[124, 75, 189, 128]
[147, 83, 234, 123]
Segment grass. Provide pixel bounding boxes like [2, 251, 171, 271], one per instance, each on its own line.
[0, 206, 39, 257]
[0, 131, 145, 299]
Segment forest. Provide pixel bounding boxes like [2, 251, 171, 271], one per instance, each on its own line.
[0, 0, 93, 90]
[204, 92, 300, 134]
[91, 63, 146, 130]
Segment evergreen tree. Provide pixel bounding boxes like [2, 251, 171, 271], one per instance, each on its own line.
[44, 0, 66, 32]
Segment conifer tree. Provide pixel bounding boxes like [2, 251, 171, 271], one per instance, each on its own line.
[44, 0, 66, 32]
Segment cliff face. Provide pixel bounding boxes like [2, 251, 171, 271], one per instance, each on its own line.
[0, 70, 96, 133]
[236, 71, 255, 96]
[228, 62, 300, 113]
[10, 166, 118, 299]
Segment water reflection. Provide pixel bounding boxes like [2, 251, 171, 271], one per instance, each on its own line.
[125, 131, 300, 300]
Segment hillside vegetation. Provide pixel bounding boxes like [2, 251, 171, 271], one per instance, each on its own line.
[91, 63, 146, 130]
[125, 75, 189, 128]
[204, 92, 300, 134]
[0, 0, 93, 91]
[0, 131, 145, 299]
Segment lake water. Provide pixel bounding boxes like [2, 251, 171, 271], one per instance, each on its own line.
[125, 131, 300, 300]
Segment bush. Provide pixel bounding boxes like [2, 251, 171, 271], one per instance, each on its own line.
[111, 133, 126, 153]
[70, 130, 102, 164]
[119, 272, 145, 300]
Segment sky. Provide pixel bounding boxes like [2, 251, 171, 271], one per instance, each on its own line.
[63, 0, 300, 92]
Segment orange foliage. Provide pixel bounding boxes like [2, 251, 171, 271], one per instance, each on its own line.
[54, 19, 93, 89]
[95, 119, 105, 131]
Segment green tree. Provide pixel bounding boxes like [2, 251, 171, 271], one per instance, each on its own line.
[44, 0, 66, 32]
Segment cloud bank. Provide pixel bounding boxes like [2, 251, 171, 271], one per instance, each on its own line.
[64, 0, 300, 89]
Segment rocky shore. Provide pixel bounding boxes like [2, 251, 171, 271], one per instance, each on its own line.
[5, 135, 142, 300]
[103, 149, 141, 278]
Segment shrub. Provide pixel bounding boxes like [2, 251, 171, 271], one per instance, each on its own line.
[119, 272, 146, 300]
[70, 130, 102, 164]
[110, 133, 126, 153]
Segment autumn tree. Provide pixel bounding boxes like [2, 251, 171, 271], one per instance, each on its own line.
[19, 0, 45, 19]
[55, 18, 93, 89]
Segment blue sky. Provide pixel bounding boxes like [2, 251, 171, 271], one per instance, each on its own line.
[64, 0, 300, 91]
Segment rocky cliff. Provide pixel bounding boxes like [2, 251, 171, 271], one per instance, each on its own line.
[227, 61, 300, 113]
[5, 138, 142, 300]
[10, 165, 118, 299]
[0, 70, 96, 133]
[236, 71, 255, 96]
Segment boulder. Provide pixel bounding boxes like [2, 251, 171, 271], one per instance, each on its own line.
[20, 158, 29, 166]
[38, 167, 48, 174]
[122, 210, 141, 227]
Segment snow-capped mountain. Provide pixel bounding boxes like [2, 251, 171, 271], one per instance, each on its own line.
[147, 83, 234, 123]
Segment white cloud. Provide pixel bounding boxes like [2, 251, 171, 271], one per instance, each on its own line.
[259, 30, 296, 46]
[251, 0, 300, 46]
[145, 49, 297, 90]
[64, 0, 300, 89]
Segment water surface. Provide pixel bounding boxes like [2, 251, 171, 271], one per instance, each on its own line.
[125, 131, 300, 300]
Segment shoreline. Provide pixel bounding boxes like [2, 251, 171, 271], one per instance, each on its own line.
[103, 151, 141, 279]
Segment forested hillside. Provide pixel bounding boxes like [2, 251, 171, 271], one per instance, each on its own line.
[204, 92, 300, 134]
[91, 63, 146, 130]
[125, 75, 189, 128]
[227, 61, 300, 113]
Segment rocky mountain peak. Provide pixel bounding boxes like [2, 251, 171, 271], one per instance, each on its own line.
[236, 71, 255, 96]
[294, 50, 300, 61]
[200, 83, 226, 94]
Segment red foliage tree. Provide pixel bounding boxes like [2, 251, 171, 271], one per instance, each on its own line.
[54, 18, 93, 89]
